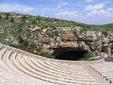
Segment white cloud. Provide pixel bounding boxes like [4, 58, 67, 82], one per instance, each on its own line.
[55, 11, 85, 23]
[0, 3, 34, 14]
[108, 7, 113, 12]
[85, 3, 105, 11]
[57, 2, 68, 8]
[56, 11, 78, 17]
[85, 3, 113, 17]
[85, 0, 94, 3]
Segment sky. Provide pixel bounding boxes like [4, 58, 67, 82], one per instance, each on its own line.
[0, 0, 113, 25]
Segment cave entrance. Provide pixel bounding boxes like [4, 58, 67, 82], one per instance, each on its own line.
[53, 48, 88, 61]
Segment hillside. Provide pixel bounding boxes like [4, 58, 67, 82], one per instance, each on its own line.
[0, 12, 113, 59]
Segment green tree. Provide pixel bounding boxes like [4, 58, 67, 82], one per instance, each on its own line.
[0, 15, 2, 19]
[21, 15, 26, 22]
[6, 13, 10, 20]
[102, 31, 108, 37]
[32, 19, 37, 25]
[10, 17, 14, 23]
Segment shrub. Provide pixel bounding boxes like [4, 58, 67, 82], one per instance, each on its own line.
[111, 44, 113, 49]
[83, 52, 96, 60]
[102, 31, 108, 37]
[19, 39, 29, 48]
[10, 17, 14, 23]
[38, 51, 54, 58]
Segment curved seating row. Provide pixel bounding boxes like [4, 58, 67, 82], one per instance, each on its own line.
[89, 61, 113, 84]
[0, 43, 111, 85]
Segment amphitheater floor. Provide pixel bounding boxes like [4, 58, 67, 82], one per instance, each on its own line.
[0, 43, 113, 85]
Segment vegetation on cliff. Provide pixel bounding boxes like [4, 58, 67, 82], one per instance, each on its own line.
[0, 12, 113, 60]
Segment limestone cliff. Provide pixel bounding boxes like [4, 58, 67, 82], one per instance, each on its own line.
[37, 29, 113, 58]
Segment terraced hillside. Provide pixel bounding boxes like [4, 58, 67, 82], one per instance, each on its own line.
[0, 43, 113, 85]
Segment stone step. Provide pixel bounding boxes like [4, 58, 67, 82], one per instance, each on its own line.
[0, 43, 112, 85]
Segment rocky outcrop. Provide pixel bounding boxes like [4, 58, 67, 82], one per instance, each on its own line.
[58, 33, 78, 48]
[38, 29, 113, 58]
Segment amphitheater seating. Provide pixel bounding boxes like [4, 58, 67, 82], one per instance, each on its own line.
[0, 43, 112, 85]
[89, 61, 113, 83]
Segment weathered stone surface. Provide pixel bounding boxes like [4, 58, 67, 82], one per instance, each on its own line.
[59, 42, 76, 48]
[37, 36, 50, 44]
[61, 33, 77, 42]
[35, 29, 113, 58]
[0, 43, 112, 85]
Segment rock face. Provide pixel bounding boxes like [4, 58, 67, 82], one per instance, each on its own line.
[58, 33, 77, 48]
[37, 29, 113, 58]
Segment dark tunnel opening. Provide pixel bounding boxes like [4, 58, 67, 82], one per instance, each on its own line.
[53, 48, 88, 60]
